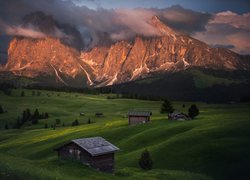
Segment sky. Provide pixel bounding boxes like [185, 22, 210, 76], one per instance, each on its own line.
[0, 0, 250, 54]
[73, 0, 250, 13]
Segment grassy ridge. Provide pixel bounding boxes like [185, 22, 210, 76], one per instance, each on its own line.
[0, 89, 250, 179]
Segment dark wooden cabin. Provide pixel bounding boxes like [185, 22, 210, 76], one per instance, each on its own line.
[95, 112, 103, 117]
[128, 111, 152, 125]
[168, 112, 190, 121]
[55, 137, 119, 172]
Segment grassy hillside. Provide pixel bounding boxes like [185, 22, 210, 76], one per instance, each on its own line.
[111, 69, 250, 102]
[0, 89, 250, 179]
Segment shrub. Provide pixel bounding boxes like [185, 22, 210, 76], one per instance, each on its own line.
[44, 123, 48, 129]
[138, 149, 153, 170]
[188, 104, 199, 119]
[5, 124, 9, 130]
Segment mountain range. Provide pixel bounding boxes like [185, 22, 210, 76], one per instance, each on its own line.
[0, 11, 250, 101]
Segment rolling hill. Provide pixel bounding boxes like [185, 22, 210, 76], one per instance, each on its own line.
[0, 89, 250, 179]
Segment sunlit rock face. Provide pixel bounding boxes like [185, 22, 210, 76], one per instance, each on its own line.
[3, 16, 249, 87]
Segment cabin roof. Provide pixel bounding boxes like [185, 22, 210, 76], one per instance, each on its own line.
[169, 112, 188, 116]
[128, 111, 152, 116]
[71, 137, 119, 156]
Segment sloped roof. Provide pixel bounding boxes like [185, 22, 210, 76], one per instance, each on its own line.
[128, 111, 152, 116]
[72, 137, 119, 156]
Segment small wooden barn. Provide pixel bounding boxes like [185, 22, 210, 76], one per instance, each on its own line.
[95, 112, 103, 117]
[55, 137, 119, 172]
[168, 112, 190, 121]
[128, 111, 152, 125]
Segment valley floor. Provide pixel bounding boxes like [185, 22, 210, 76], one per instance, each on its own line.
[0, 90, 250, 179]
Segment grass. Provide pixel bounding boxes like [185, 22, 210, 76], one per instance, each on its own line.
[190, 69, 244, 88]
[0, 89, 250, 179]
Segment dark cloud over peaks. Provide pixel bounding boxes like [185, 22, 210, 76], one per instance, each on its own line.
[0, 0, 249, 54]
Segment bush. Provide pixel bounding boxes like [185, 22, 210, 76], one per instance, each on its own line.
[188, 104, 199, 119]
[44, 123, 48, 129]
[5, 124, 9, 130]
[160, 99, 174, 114]
[138, 149, 153, 170]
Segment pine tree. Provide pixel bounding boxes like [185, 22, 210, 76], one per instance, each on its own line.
[33, 109, 39, 119]
[21, 91, 25, 97]
[160, 99, 174, 114]
[16, 116, 22, 128]
[188, 104, 199, 119]
[0, 105, 4, 114]
[26, 109, 31, 121]
[44, 112, 49, 119]
[22, 110, 27, 123]
[138, 149, 153, 170]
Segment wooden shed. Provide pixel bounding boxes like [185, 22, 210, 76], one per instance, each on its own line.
[128, 111, 152, 125]
[55, 137, 120, 172]
[168, 112, 190, 121]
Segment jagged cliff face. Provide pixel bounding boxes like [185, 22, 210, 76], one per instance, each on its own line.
[5, 37, 88, 86]
[3, 16, 249, 87]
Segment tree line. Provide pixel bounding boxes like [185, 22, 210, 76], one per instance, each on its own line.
[15, 108, 49, 128]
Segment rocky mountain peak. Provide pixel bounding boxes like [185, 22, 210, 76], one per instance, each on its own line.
[150, 15, 176, 36]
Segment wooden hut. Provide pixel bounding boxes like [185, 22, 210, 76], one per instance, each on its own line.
[128, 111, 152, 125]
[55, 137, 119, 172]
[168, 112, 190, 121]
[95, 112, 103, 117]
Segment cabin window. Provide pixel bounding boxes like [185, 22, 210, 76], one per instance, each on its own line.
[76, 150, 81, 160]
[69, 149, 80, 160]
[69, 149, 73, 155]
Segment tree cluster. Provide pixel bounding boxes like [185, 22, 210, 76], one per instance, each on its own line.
[16, 108, 49, 128]
[72, 119, 79, 126]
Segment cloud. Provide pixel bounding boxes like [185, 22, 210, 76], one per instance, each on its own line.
[0, 0, 249, 54]
[0, 17, 70, 39]
[158, 5, 212, 34]
[194, 11, 250, 54]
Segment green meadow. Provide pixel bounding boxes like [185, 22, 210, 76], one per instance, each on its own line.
[0, 89, 250, 179]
